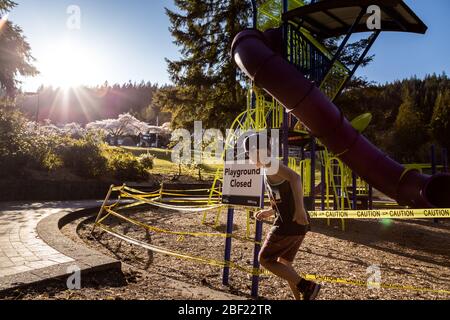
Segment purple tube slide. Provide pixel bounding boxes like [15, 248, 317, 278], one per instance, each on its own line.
[232, 28, 450, 208]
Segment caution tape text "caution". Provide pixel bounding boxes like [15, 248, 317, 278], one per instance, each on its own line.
[309, 208, 450, 219]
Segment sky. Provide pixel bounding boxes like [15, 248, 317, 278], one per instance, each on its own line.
[6, 0, 450, 92]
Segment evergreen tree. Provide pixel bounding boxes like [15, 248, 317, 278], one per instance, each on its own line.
[336, 73, 450, 163]
[392, 93, 428, 162]
[431, 89, 450, 151]
[17, 82, 164, 125]
[157, 0, 252, 130]
[0, 1, 38, 97]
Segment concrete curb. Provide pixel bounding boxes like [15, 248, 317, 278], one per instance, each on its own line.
[0, 207, 121, 293]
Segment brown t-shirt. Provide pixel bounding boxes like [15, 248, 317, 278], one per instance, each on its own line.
[265, 175, 311, 236]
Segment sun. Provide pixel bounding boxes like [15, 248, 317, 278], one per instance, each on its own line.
[39, 40, 100, 89]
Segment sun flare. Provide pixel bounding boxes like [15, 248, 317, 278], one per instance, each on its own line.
[39, 41, 100, 89]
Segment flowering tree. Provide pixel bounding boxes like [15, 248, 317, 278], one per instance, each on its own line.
[161, 122, 171, 132]
[86, 113, 150, 143]
[85, 113, 172, 146]
[25, 121, 86, 138]
[147, 122, 171, 135]
[61, 122, 85, 137]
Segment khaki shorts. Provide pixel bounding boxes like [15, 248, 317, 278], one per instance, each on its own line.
[259, 231, 305, 263]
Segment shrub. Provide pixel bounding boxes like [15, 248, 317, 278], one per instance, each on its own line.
[56, 135, 108, 178]
[0, 106, 149, 182]
[104, 147, 148, 181]
[138, 153, 154, 169]
[41, 151, 63, 171]
[0, 106, 33, 176]
[27, 126, 67, 172]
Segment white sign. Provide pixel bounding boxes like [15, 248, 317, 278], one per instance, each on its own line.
[222, 162, 265, 208]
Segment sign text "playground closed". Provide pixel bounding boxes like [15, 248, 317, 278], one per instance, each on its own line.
[225, 167, 260, 188]
[222, 163, 264, 208]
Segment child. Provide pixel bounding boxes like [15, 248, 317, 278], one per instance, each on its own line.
[244, 132, 321, 300]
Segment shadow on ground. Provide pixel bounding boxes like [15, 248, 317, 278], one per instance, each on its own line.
[310, 218, 450, 268]
[0, 269, 128, 300]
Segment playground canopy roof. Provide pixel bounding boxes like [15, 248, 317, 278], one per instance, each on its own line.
[282, 0, 428, 38]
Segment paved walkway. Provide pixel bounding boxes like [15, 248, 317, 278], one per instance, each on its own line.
[0, 201, 102, 278]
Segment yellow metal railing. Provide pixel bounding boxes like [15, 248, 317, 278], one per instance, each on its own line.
[258, 0, 305, 31]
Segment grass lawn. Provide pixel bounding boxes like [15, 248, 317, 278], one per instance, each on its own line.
[122, 146, 173, 161]
[121, 146, 223, 180]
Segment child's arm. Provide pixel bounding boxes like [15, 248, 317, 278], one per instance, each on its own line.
[255, 208, 275, 221]
[272, 162, 309, 225]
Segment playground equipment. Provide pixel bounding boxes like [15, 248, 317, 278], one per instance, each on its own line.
[94, 0, 450, 299]
[232, 0, 450, 209]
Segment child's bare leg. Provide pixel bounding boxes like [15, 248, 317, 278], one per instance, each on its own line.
[259, 257, 302, 286]
[259, 233, 307, 299]
[279, 258, 301, 300]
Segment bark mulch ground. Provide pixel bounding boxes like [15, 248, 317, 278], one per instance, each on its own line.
[2, 205, 448, 300]
[78, 206, 450, 300]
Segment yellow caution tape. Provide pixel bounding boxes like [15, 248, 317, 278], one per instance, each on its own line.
[162, 188, 212, 192]
[159, 198, 218, 203]
[123, 186, 161, 195]
[101, 207, 259, 244]
[121, 193, 160, 199]
[117, 189, 222, 212]
[99, 223, 262, 275]
[160, 191, 211, 197]
[104, 208, 230, 239]
[143, 201, 223, 212]
[113, 185, 450, 220]
[310, 208, 450, 219]
[304, 274, 450, 295]
[98, 224, 450, 295]
[98, 224, 229, 268]
[109, 201, 148, 211]
[112, 185, 221, 207]
[98, 185, 450, 295]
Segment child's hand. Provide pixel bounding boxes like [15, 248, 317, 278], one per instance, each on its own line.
[254, 209, 273, 221]
[293, 209, 309, 226]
